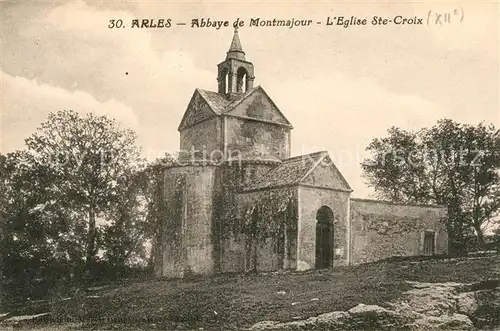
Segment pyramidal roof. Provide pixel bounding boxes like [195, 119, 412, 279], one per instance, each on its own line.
[226, 28, 245, 61]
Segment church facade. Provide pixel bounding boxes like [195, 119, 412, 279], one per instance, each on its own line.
[154, 30, 448, 278]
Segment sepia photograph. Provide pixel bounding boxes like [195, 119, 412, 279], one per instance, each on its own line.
[1, 1, 499, 330]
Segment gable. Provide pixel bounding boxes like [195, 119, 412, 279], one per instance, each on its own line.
[178, 90, 219, 131]
[300, 154, 351, 191]
[226, 87, 292, 127]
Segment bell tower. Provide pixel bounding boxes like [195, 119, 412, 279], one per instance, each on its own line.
[217, 28, 255, 98]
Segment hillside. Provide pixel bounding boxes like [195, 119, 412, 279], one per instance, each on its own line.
[1, 254, 499, 330]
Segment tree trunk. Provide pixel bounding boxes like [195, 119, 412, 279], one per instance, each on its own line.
[474, 224, 486, 250]
[85, 204, 97, 273]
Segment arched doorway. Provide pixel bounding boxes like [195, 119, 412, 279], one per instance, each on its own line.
[315, 206, 334, 269]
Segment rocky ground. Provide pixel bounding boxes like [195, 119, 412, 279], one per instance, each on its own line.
[1, 254, 499, 330]
[250, 280, 500, 330]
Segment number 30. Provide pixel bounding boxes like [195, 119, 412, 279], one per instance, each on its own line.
[108, 19, 124, 28]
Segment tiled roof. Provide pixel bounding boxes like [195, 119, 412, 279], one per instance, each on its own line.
[242, 151, 328, 191]
[197, 87, 259, 114]
[196, 89, 230, 114]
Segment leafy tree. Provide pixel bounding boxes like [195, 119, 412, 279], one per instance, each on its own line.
[1, 154, 6, 304]
[362, 119, 500, 252]
[23, 110, 143, 274]
[1, 151, 67, 301]
[491, 226, 500, 250]
[139, 153, 177, 269]
[100, 153, 177, 276]
[101, 170, 149, 277]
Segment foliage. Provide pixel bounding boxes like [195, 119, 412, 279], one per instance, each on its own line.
[216, 164, 298, 243]
[22, 110, 144, 275]
[490, 227, 500, 251]
[161, 172, 185, 260]
[362, 119, 500, 252]
[100, 153, 177, 276]
[101, 172, 148, 276]
[1, 151, 73, 301]
[140, 153, 177, 268]
[0, 110, 162, 302]
[242, 188, 297, 240]
[240, 187, 297, 271]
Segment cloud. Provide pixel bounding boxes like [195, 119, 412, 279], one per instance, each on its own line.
[40, 1, 151, 52]
[19, 0, 457, 197]
[34, 0, 214, 89]
[3, 0, 496, 198]
[4, 0, 215, 154]
[1, 70, 139, 153]
[266, 72, 450, 197]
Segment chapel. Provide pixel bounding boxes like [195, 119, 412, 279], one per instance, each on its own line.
[154, 29, 448, 278]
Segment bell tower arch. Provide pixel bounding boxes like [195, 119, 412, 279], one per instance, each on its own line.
[217, 28, 255, 98]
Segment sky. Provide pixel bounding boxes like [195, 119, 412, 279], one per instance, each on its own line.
[1, 0, 499, 198]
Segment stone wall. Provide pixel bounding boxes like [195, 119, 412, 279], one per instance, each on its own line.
[157, 171, 184, 278]
[297, 186, 351, 270]
[301, 157, 350, 191]
[180, 117, 222, 157]
[158, 163, 448, 278]
[179, 90, 218, 130]
[218, 162, 280, 273]
[229, 88, 290, 126]
[232, 187, 299, 273]
[219, 236, 245, 273]
[239, 162, 279, 188]
[349, 198, 448, 264]
[160, 165, 217, 277]
[225, 117, 290, 160]
[159, 161, 285, 277]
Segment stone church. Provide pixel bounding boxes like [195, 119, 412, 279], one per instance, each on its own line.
[154, 29, 448, 278]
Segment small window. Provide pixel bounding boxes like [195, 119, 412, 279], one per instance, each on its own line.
[423, 230, 435, 256]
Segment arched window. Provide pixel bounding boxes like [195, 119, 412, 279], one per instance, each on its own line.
[225, 72, 229, 94]
[422, 230, 436, 256]
[236, 67, 248, 93]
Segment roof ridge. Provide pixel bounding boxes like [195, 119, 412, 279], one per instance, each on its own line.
[196, 88, 231, 114]
[297, 152, 327, 183]
[197, 88, 218, 94]
[178, 89, 220, 131]
[350, 197, 445, 209]
[241, 151, 329, 192]
[224, 86, 260, 111]
[197, 88, 226, 100]
[283, 150, 328, 162]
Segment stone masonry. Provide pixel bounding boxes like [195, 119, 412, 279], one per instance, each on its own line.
[154, 29, 448, 278]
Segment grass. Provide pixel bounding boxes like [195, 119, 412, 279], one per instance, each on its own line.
[43, 254, 500, 330]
